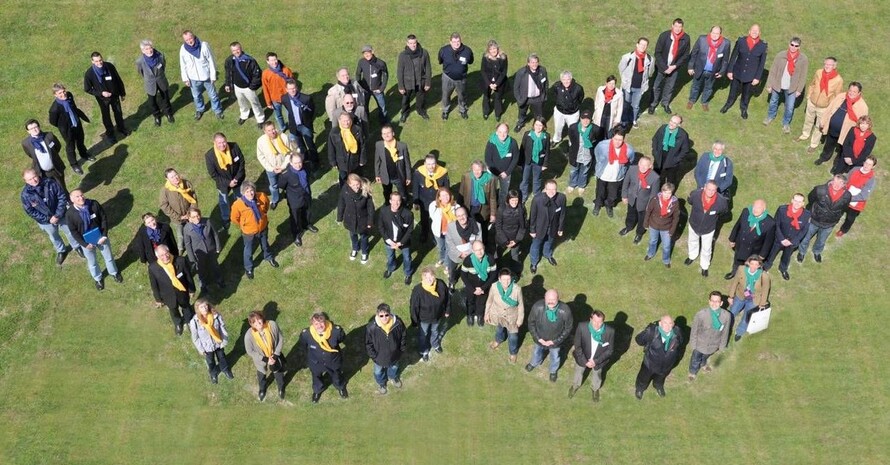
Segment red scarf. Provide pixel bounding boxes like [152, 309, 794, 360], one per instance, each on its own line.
[671, 31, 685, 61]
[786, 49, 800, 75]
[845, 94, 861, 123]
[746, 36, 760, 51]
[604, 87, 616, 103]
[828, 185, 845, 203]
[701, 191, 716, 211]
[786, 204, 803, 230]
[658, 195, 672, 216]
[638, 169, 650, 189]
[707, 36, 724, 64]
[609, 142, 629, 164]
[819, 69, 838, 95]
[635, 51, 646, 73]
[852, 127, 872, 156]
[847, 169, 874, 212]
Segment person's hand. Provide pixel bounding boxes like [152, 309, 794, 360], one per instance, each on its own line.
[529, 232, 537, 238]
[367, 224, 373, 230]
[474, 287, 483, 295]
[267, 105, 273, 109]
[489, 215, 495, 223]
[622, 198, 628, 204]
[795, 91, 802, 98]
[557, 231, 563, 237]
[224, 85, 231, 93]
[406, 179, 412, 186]
[728, 297, 734, 305]
[423, 85, 431, 91]
[154, 301, 163, 309]
[666, 65, 676, 74]
[507, 240, 516, 248]
[373, 90, 382, 94]
[586, 360, 595, 369]
[715, 73, 722, 79]
[86, 244, 95, 250]
[49, 216, 59, 224]
[729, 241, 735, 249]
[752, 79, 760, 86]
[268, 356, 276, 366]
[229, 179, 238, 187]
[375, 176, 382, 183]
[781, 239, 792, 247]
[360, 163, 366, 167]
[97, 236, 107, 245]
[102, 91, 112, 98]
[844, 157, 853, 165]
[687, 69, 694, 76]
[766, 86, 773, 93]
[727, 72, 734, 81]
[537, 338, 547, 345]
[398, 88, 406, 95]
[499, 173, 507, 179]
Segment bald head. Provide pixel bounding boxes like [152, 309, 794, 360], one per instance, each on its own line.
[544, 290, 559, 307]
[752, 199, 767, 216]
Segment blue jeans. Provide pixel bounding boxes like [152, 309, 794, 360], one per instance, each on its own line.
[623, 87, 643, 123]
[688, 349, 713, 375]
[369, 91, 388, 120]
[417, 320, 441, 355]
[83, 240, 118, 281]
[350, 232, 370, 255]
[289, 124, 317, 161]
[529, 342, 561, 374]
[494, 326, 520, 355]
[767, 90, 798, 125]
[529, 234, 555, 266]
[271, 101, 286, 131]
[798, 223, 833, 256]
[729, 297, 758, 336]
[433, 235, 451, 268]
[385, 244, 412, 277]
[242, 229, 273, 272]
[37, 220, 79, 253]
[568, 162, 591, 188]
[647, 227, 673, 264]
[520, 164, 543, 201]
[373, 362, 399, 387]
[264, 171, 280, 205]
[688, 72, 717, 104]
[189, 79, 222, 115]
[217, 189, 240, 223]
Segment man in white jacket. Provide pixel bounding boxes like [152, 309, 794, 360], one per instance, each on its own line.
[180, 30, 223, 120]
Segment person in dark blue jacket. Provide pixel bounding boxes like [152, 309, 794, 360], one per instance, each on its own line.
[693, 141, 734, 197]
[21, 169, 82, 266]
[438, 32, 474, 120]
[764, 193, 811, 281]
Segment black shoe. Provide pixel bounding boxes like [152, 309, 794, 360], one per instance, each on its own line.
[513, 121, 525, 133]
[113, 273, 123, 283]
[467, 317, 475, 327]
[719, 105, 729, 114]
[56, 251, 68, 266]
[635, 390, 643, 400]
[796, 254, 804, 263]
[306, 225, 319, 233]
[781, 270, 790, 280]
[86, 154, 97, 162]
[633, 234, 643, 244]
[74, 247, 85, 258]
[619, 227, 630, 236]
[476, 316, 485, 327]
[399, 114, 407, 123]
[549, 373, 558, 383]
[259, 391, 267, 402]
[102, 132, 117, 143]
[460, 112, 468, 120]
[495, 114, 501, 122]
[684, 258, 694, 266]
[665, 263, 671, 269]
[383, 269, 393, 279]
[647, 106, 656, 115]
[293, 238, 302, 247]
[278, 389, 285, 400]
[95, 279, 104, 291]
[734, 334, 742, 342]
[404, 275, 412, 285]
[266, 258, 279, 268]
[210, 374, 218, 384]
[422, 353, 430, 362]
[483, 113, 490, 120]
[724, 272, 736, 280]
[154, 116, 162, 126]
[644, 255, 653, 261]
[546, 257, 558, 266]
[167, 114, 175, 123]
[270, 202, 278, 211]
[441, 113, 448, 120]
[175, 324, 183, 336]
[73, 165, 85, 175]
[525, 364, 535, 372]
[419, 112, 430, 120]
[663, 104, 673, 114]
[435, 346, 443, 353]
[216, 112, 224, 120]
[655, 387, 666, 397]
[338, 387, 349, 398]
[568, 385, 579, 398]
[195, 111, 204, 121]
[606, 207, 614, 218]
[246, 270, 254, 280]
[592, 207, 601, 217]
[814, 254, 822, 263]
[237, 118, 247, 126]
[530, 263, 537, 274]
[814, 159, 824, 166]
[223, 370, 234, 379]
[741, 110, 748, 120]
[702, 269, 709, 277]
[117, 127, 131, 136]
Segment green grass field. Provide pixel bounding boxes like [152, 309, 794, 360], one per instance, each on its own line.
[1, 2, 888, 464]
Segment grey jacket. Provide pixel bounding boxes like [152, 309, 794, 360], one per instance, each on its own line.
[621, 165, 660, 211]
[245, 320, 284, 374]
[689, 307, 730, 355]
[182, 219, 221, 265]
[445, 219, 481, 264]
[135, 50, 170, 96]
[189, 313, 229, 353]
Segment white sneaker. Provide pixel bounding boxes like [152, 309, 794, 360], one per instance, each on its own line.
[565, 186, 575, 193]
[349, 250, 357, 261]
[361, 254, 369, 264]
[577, 187, 585, 195]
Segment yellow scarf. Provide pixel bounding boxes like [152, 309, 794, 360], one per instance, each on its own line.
[267, 134, 290, 155]
[421, 165, 448, 189]
[341, 127, 358, 154]
[250, 323, 275, 358]
[385, 139, 399, 162]
[422, 280, 439, 297]
[310, 321, 339, 352]
[199, 312, 223, 343]
[164, 180, 198, 205]
[375, 315, 395, 335]
[158, 260, 186, 292]
[440, 203, 457, 223]
[213, 146, 233, 170]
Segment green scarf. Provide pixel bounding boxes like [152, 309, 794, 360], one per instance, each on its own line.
[470, 253, 490, 281]
[709, 309, 722, 330]
[744, 267, 763, 292]
[488, 132, 513, 158]
[656, 325, 674, 351]
[579, 123, 594, 148]
[746, 206, 768, 235]
[662, 127, 678, 151]
[497, 280, 519, 307]
[707, 152, 722, 162]
[588, 322, 605, 343]
[472, 171, 494, 205]
[545, 304, 558, 323]
[529, 130, 547, 164]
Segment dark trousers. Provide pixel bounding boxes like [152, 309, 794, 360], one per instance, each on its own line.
[96, 96, 126, 134]
[464, 291, 487, 319]
[517, 95, 545, 124]
[147, 89, 173, 117]
[290, 124, 318, 163]
[401, 87, 428, 115]
[635, 360, 668, 392]
[482, 85, 506, 119]
[651, 71, 680, 107]
[624, 207, 647, 236]
[194, 250, 223, 288]
[309, 362, 344, 394]
[381, 180, 408, 205]
[417, 206, 432, 243]
[594, 179, 621, 208]
[288, 204, 310, 239]
[203, 348, 230, 378]
[765, 240, 796, 273]
[839, 207, 861, 234]
[659, 166, 683, 189]
[818, 134, 841, 163]
[256, 370, 285, 395]
[724, 79, 756, 111]
[60, 126, 90, 167]
[41, 168, 68, 194]
[469, 205, 494, 250]
[167, 299, 194, 328]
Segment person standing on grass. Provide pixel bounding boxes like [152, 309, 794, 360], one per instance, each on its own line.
[179, 30, 223, 120]
[484, 269, 524, 363]
[365, 303, 407, 395]
[20, 169, 82, 266]
[620, 156, 660, 246]
[650, 114, 690, 189]
[22, 119, 69, 190]
[461, 240, 497, 328]
[223, 41, 265, 128]
[182, 207, 225, 292]
[438, 32, 474, 120]
[643, 182, 680, 268]
[797, 57, 843, 153]
[726, 199, 776, 280]
[592, 76, 624, 143]
[159, 168, 198, 255]
[379, 192, 414, 285]
[280, 79, 318, 167]
[568, 309, 614, 403]
[148, 244, 194, 337]
[617, 37, 653, 128]
[634, 314, 683, 399]
[205, 132, 246, 230]
[230, 181, 278, 280]
[261, 52, 294, 132]
[763, 193, 811, 281]
[525, 289, 573, 383]
[727, 255, 771, 342]
[245, 310, 285, 402]
[686, 26, 730, 111]
[136, 39, 175, 126]
[355, 45, 389, 124]
[720, 24, 768, 120]
[134, 212, 178, 268]
[189, 299, 233, 384]
[410, 266, 450, 361]
[397, 34, 433, 122]
[550, 71, 584, 147]
[277, 153, 317, 248]
[65, 189, 122, 291]
[649, 18, 690, 115]
[565, 110, 597, 195]
[832, 116, 876, 175]
[328, 112, 366, 188]
[494, 190, 527, 274]
[837, 156, 878, 237]
[445, 206, 481, 288]
[528, 179, 566, 274]
[688, 291, 730, 380]
[693, 141, 734, 198]
[797, 175, 852, 264]
[48, 83, 93, 175]
[763, 37, 808, 134]
[412, 154, 450, 243]
[484, 123, 520, 205]
[429, 187, 461, 275]
[374, 124, 412, 204]
[815, 82, 868, 166]
[256, 121, 294, 210]
[479, 40, 508, 123]
[684, 181, 729, 278]
[459, 160, 498, 249]
[337, 174, 375, 264]
[325, 67, 367, 127]
[519, 117, 550, 201]
[83, 51, 129, 143]
[512, 53, 548, 133]
[592, 128, 636, 218]
[299, 312, 348, 403]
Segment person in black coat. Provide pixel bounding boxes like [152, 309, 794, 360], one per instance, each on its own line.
[550, 72, 585, 145]
[519, 118, 551, 201]
[83, 52, 128, 141]
[485, 122, 521, 204]
[299, 312, 347, 403]
[65, 189, 121, 290]
[650, 115, 690, 188]
[726, 199, 776, 279]
[569, 309, 616, 402]
[634, 315, 683, 399]
[278, 154, 316, 247]
[396, 34, 433, 122]
[281, 79, 318, 165]
[461, 240, 497, 327]
[22, 119, 71, 186]
[412, 154, 450, 243]
[48, 84, 92, 171]
[337, 174, 375, 262]
[355, 46, 389, 124]
[684, 182, 729, 277]
[798, 175, 852, 263]
[721, 24, 768, 119]
[365, 304, 408, 394]
[566, 110, 597, 192]
[529, 180, 566, 273]
[204, 133, 246, 229]
[410, 267, 450, 360]
[687, 26, 731, 110]
[620, 156, 660, 243]
[495, 190, 527, 269]
[374, 124, 412, 204]
[378, 192, 414, 283]
[328, 112, 366, 187]
[148, 244, 195, 336]
[223, 42, 265, 127]
[512, 54, 548, 132]
[764, 193, 811, 281]
[480, 40, 508, 121]
[135, 213, 178, 265]
[649, 19, 691, 114]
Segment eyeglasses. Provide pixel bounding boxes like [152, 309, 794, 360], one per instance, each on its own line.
[377, 314, 390, 318]
[789, 43, 800, 47]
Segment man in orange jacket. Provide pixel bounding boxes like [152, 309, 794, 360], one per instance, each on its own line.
[231, 181, 278, 279]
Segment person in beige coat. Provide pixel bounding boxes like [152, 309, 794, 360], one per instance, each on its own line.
[727, 255, 771, 342]
[484, 269, 524, 362]
[159, 168, 197, 253]
[763, 37, 809, 133]
[797, 57, 844, 150]
[816, 82, 868, 165]
[256, 122, 294, 208]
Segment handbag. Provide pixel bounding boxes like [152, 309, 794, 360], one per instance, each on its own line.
[746, 305, 772, 334]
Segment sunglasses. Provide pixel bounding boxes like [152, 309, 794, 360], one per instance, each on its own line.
[789, 43, 800, 47]
[378, 314, 391, 318]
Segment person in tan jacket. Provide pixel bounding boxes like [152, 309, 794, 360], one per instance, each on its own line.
[763, 37, 808, 133]
[816, 82, 868, 165]
[727, 255, 771, 341]
[159, 168, 197, 253]
[797, 57, 843, 150]
[256, 122, 294, 209]
[484, 269, 524, 363]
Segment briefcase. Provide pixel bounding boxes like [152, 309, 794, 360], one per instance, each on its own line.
[746, 306, 772, 334]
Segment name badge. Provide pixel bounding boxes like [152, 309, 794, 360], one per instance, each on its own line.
[233, 156, 240, 162]
[717, 54, 724, 58]
[709, 210, 716, 215]
[505, 153, 512, 158]
[49, 142, 55, 148]
[90, 213, 97, 219]
[397, 156, 403, 161]
[719, 324, 725, 331]
[459, 57, 466, 64]
[104, 76, 112, 81]
[602, 342, 610, 347]
[555, 207, 562, 212]
[176, 272, 183, 278]
[370, 73, 378, 78]
[402, 223, 410, 227]
[540, 77, 547, 82]
[469, 234, 478, 241]
[720, 173, 727, 177]
[158, 63, 163, 68]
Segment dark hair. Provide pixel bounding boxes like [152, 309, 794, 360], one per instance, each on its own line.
[849, 81, 863, 92]
[590, 309, 605, 319]
[248, 311, 265, 324]
[24, 119, 40, 130]
[407, 34, 417, 40]
[709, 290, 722, 299]
[673, 18, 684, 25]
[498, 268, 513, 278]
[376, 303, 391, 315]
[229, 41, 241, 48]
[90, 51, 102, 59]
[605, 74, 617, 83]
[266, 52, 278, 59]
[505, 190, 521, 204]
[141, 212, 156, 221]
